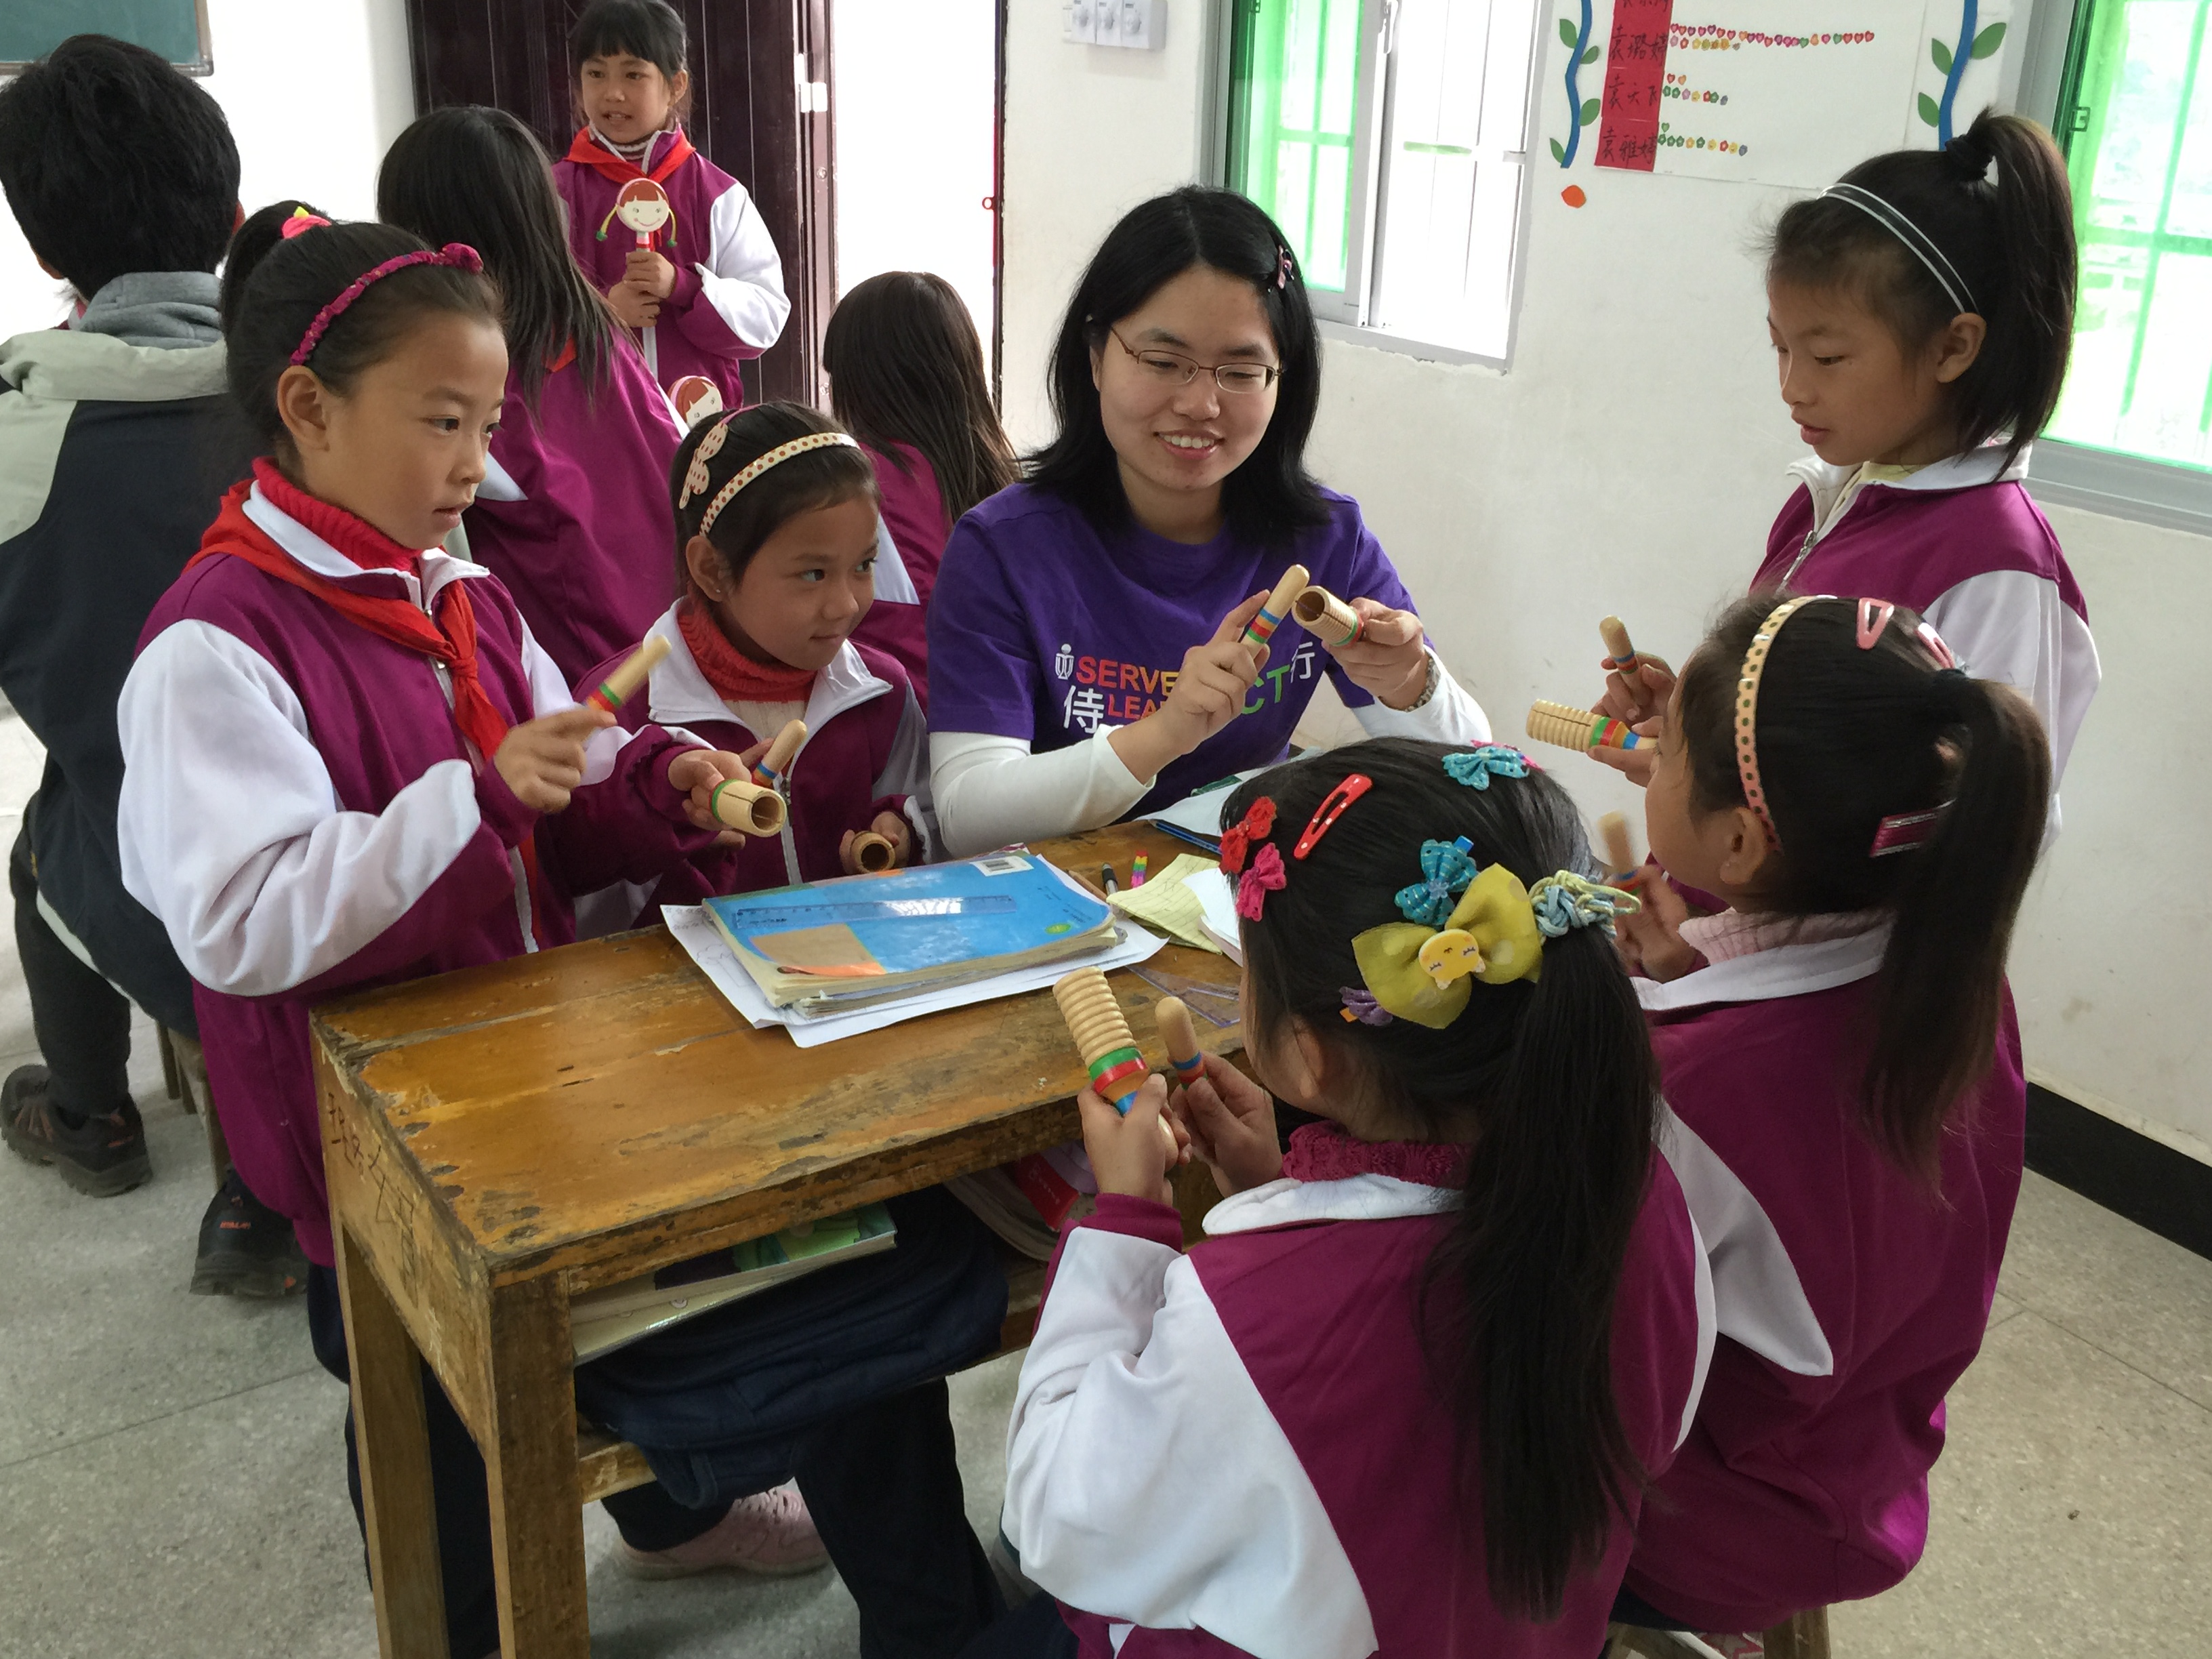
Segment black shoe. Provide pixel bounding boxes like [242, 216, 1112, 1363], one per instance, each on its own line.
[1, 1065, 151, 1197]
[192, 1169, 309, 1297]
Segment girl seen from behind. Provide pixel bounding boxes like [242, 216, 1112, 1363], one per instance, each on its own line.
[1614, 594, 2049, 1638]
[995, 739, 1713, 1658]
[378, 103, 689, 683]
[823, 269, 1017, 710]
[1601, 110, 2095, 842]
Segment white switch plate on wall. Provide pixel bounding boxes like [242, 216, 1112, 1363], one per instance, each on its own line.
[1065, 0, 1163, 49]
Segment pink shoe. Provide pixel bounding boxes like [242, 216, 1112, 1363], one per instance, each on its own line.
[615, 1482, 830, 1580]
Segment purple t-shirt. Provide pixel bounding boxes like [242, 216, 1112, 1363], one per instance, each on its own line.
[927, 484, 1414, 815]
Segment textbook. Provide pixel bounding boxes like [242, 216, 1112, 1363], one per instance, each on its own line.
[571, 1203, 897, 1361]
[703, 854, 1119, 1012]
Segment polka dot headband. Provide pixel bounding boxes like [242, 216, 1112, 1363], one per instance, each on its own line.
[678, 421, 859, 539]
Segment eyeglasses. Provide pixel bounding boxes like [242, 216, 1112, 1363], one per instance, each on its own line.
[1108, 327, 1281, 394]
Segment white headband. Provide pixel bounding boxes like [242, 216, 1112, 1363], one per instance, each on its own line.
[680, 427, 860, 539]
[1819, 182, 1980, 316]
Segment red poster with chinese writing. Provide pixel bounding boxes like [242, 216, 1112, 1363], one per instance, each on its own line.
[1596, 0, 1675, 171]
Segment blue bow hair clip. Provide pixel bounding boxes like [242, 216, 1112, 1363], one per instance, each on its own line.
[1443, 746, 1532, 790]
[1528, 872, 1639, 939]
[1395, 836, 1479, 926]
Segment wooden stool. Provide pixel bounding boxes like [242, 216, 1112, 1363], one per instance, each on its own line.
[157, 1024, 229, 1189]
[1606, 1607, 1831, 1659]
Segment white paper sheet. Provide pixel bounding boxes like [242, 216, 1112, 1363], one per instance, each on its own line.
[1185, 867, 1243, 964]
[1135, 766, 1277, 845]
[665, 905, 1166, 1048]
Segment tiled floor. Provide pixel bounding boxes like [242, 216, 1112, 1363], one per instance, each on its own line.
[1, 696, 2207, 1657]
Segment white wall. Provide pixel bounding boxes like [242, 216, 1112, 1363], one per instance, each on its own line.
[0, 0, 415, 334]
[1002, 2, 2212, 1155]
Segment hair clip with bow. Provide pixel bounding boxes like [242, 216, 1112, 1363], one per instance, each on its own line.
[1218, 797, 1277, 875]
[1393, 836, 1478, 926]
[1442, 746, 1531, 791]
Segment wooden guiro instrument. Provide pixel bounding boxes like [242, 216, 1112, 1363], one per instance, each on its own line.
[1155, 996, 1204, 1088]
[753, 719, 806, 790]
[1291, 585, 1362, 648]
[1527, 699, 1645, 752]
[584, 635, 670, 716]
[1242, 564, 1311, 651]
[848, 830, 897, 872]
[1052, 968, 1181, 1153]
[707, 777, 786, 836]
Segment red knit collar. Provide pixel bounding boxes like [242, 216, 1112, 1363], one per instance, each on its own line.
[676, 592, 818, 703]
[1280, 1121, 1469, 1189]
[251, 459, 422, 573]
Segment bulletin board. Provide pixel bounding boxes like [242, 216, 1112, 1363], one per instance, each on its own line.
[1, 0, 212, 75]
[1548, 0, 2012, 188]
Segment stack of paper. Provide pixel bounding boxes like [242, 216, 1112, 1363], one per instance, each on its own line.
[1185, 867, 1242, 963]
[571, 1204, 897, 1360]
[705, 855, 1119, 1015]
[1107, 853, 1229, 953]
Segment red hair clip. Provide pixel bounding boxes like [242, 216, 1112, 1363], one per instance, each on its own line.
[1218, 797, 1277, 875]
[1293, 774, 1370, 859]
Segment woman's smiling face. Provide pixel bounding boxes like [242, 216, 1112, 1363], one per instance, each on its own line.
[1090, 264, 1281, 533]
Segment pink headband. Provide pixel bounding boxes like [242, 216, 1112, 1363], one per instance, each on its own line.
[289, 243, 486, 367]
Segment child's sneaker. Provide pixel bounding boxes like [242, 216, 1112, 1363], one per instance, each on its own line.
[615, 1483, 830, 1579]
[191, 1169, 309, 1296]
[1, 1065, 150, 1196]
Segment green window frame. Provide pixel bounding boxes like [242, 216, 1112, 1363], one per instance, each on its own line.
[2051, 0, 2212, 470]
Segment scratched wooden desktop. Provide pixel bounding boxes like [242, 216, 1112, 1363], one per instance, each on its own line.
[311, 822, 1239, 1658]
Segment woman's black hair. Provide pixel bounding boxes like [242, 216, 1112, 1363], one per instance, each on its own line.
[823, 272, 1018, 523]
[220, 209, 501, 453]
[1225, 739, 1658, 1619]
[1676, 594, 2050, 1176]
[377, 106, 616, 407]
[1027, 186, 1329, 544]
[571, 0, 690, 92]
[1767, 109, 2076, 470]
[0, 34, 241, 299]
[670, 401, 878, 590]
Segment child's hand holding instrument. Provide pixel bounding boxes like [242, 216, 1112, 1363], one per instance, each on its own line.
[1241, 564, 1310, 655]
[1595, 614, 1675, 725]
[493, 704, 613, 814]
[840, 812, 909, 874]
[1054, 968, 1182, 1174]
[706, 775, 786, 836]
[670, 749, 758, 844]
[1291, 584, 1364, 649]
[1527, 699, 1647, 754]
[753, 719, 806, 790]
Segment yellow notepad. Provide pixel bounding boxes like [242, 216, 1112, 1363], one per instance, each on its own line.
[1107, 853, 1227, 954]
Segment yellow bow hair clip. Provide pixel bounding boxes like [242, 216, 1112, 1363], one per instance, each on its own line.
[1350, 865, 1549, 1030]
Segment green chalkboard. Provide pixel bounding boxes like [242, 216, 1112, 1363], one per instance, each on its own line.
[1, 1, 212, 75]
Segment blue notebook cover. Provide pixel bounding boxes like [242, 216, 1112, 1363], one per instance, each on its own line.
[704, 853, 1113, 982]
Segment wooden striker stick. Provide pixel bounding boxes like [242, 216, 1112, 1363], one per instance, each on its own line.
[585, 635, 671, 715]
[1155, 996, 1204, 1087]
[1242, 564, 1311, 651]
[1599, 615, 1639, 675]
[1596, 810, 1641, 884]
[1052, 968, 1181, 1151]
[753, 719, 806, 788]
[707, 777, 787, 836]
[848, 830, 897, 872]
[1526, 699, 1645, 752]
[1291, 585, 1362, 649]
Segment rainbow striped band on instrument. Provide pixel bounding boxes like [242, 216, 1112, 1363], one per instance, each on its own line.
[1088, 1048, 1149, 1109]
[1590, 716, 1643, 749]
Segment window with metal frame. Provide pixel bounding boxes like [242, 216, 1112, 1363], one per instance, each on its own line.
[1224, 0, 1540, 359]
[2050, 0, 2212, 470]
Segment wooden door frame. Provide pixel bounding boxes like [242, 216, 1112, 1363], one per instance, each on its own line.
[401, 0, 835, 405]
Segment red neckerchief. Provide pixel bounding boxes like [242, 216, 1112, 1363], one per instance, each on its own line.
[1280, 1121, 1470, 1190]
[676, 592, 817, 703]
[563, 124, 697, 189]
[188, 460, 545, 936]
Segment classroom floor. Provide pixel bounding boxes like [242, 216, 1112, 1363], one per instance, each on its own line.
[0, 697, 2205, 1658]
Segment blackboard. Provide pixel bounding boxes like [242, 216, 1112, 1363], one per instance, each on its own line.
[1, 0, 212, 75]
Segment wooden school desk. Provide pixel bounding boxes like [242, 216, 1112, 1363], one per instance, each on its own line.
[312, 823, 1240, 1659]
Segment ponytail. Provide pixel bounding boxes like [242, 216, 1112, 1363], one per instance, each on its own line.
[1767, 108, 2076, 469]
[221, 200, 325, 336]
[1223, 740, 1658, 1620]
[1677, 596, 2051, 1178]
[1866, 672, 2049, 1172]
[1432, 925, 1656, 1617]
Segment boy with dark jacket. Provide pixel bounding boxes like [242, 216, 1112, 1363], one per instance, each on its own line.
[0, 34, 304, 1294]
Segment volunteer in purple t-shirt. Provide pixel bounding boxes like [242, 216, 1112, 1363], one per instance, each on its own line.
[926, 187, 1490, 857]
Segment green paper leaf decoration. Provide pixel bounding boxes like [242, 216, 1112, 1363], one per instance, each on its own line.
[1582, 44, 1600, 62]
[1581, 97, 1601, 125]
[1551, 136, 1567, 163]
[1973, 20, 2007, 57]
[1560, 16, 1579, 45]
[1931, 37, 1954, 73]
[1918, 91, 1942, 125]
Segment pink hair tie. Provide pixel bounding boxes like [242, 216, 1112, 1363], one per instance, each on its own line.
[279, 207, 331, 241]
[289, 243, 486, 367]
